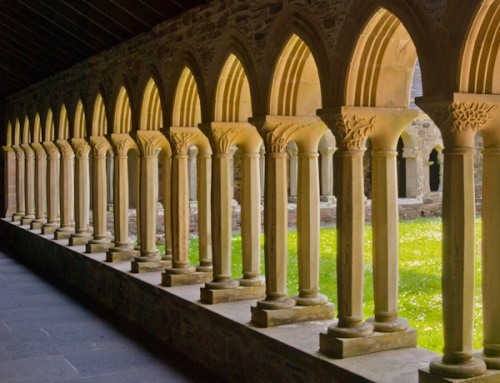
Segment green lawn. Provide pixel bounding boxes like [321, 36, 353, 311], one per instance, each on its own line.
[160, 217, 484, 354]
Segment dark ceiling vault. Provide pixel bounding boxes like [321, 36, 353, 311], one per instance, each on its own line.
[0, 0, 207, 101]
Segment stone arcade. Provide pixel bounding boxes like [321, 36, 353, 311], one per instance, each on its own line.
[2, 0, 500, 382]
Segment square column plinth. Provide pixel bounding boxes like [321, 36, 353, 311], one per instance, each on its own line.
[251, 303, 335, 327]
[131, 259, 171, 273]
[419, 368, 500, 382]
[162, 271, 213, 287]
[106, 249, 139, 263]
[201, 285, 266, 304]
[320, 326, 417, 358]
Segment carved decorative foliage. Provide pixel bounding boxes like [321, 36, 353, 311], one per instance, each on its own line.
[333, 115, 376, 150]
[12, 146, 25, 160]
[111, 138, 130, 156]
[170, 131, 198, 154]
[43, 143, 61, 159]
[136, 133, 163, 157]
[210, 126, 241, 154]
[21, 145, 35, 160]
[450, 102, 498, 133]
[56, 141, 74, 159]
[32, 144, 47, 159]
[266, 122, 308, 153]
[72, 142, 91, 158]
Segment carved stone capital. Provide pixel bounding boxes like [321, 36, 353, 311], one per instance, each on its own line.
[42, 142, 61, 159]
[70, 138, 91, 159]
[134, 130, 169, 157]
[322, 114, 376, 151]
[20, 143, 35, 160]
[204, 122, 262, 154]
[31, 143, 47, 160]
[56, 140, 75, 159]
[109, 134, 135, 157]
[89, 136, 111, 158]
[167, 127, 201, 155]
[319, 147, 336, 157]
[12, 145, 25, 160]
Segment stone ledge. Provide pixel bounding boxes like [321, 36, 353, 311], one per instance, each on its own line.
[320, 327, 418, 358]
[162, 271, 212, 287]
[131, 260, 171, 273]
[105, 250, 137, 262]
[419, 368, 500, 382]
[201, 285, 265, 304]
[0, 218, 444, 383]
[86, 242, 114, 253]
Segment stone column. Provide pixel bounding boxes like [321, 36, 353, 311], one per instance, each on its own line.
[42, 142, 60, 234]
[131, 130, 171, 273]
[200, 122, 264, 304]
[20, 144, 35, 225]
[106, 154, 114, 209]
[3, 146, 17, 218]
[30, 143, 47, 229]
[287, 143, 298, 203]
[402, 147, 417, 198]
[86, 137, 113, 253]
[470, 96, 500, 370]
[188, 146, 198, 202]
[11, 145, 25, 221]
[55, 140, 75, 239]
[107, 134, 137, 262]
[69, 139, 92, 245]
[259, 145, 265, 200]
[366, 108, 417, 332]
[319, 148, 335, 201]
[320, 111, 374, 338]
[160, 152, 172, 261]
[418, 95, 493, 379]
[196, 152, 212, 272]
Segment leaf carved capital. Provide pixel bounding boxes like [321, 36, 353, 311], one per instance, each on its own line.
[169, 131, 198, 155]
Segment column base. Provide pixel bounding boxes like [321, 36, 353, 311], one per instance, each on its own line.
[30, 220, 45, 230]
[419, 368, 500, 382]
[69, 233, 92, 246]
[293, 293, 328, 306]
[42, 224, 58, 235]
[427, 356, 487, 380]
[251, 302, 335, 328]
[320, 326, 416, 358]
[131, 259, 171, 273]
[85, 241, 114, 253]
[12, 213, 23, 222]
[162, 271, 212, 287]
[320, 195, 337, 204]
[239, 277, 265, 287]
[54, 228, 74, 240]
[105, 249, 139, 262]
[21, 217, 35, 226]
[476, 350, 500, 370]
[196, 264, 213, 272]
[201, 284, 265, 304]
[366, 316, 409, 332]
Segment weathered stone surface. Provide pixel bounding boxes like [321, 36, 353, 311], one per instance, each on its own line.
[162, 271, 212, 287]
[85, 242, 114, 254]
[419, 368, 500, 383]
[201, 285, 265, 304]
[251, 303, 335, 328]
[105, 250, 137, 263]
[320, 327, 418, 359]
[131, 260, 171, 273]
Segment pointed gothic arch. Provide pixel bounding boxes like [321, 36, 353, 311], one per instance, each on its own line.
[114, 87, 132, 134]
[45, 110, 55, 142]
[140, 78, 163, 131]
[92, 93, 108, 137]
[58, 105, 69, 140]
[173, 67, 201, 127]
[74, 101, 86, 139]
[270, 34, 322, 116]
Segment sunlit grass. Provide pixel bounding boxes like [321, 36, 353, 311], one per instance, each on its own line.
[159, 217, 484, 354]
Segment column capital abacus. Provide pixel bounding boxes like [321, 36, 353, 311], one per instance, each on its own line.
[30, 142, 47, 160]
[56, 140, 75, 159]
[2, 145, 14, 152]
[70, 138, 91, 159]
[319, 147, 336, 157]
[89, 136, 111, 158]
[42, 141, 61, 159]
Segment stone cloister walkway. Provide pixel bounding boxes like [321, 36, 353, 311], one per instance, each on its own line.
[0, 247, 221, 383]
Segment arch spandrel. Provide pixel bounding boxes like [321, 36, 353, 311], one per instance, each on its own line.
[346, 8, 417, 108]
[460, 1, 500, 94]
[270, 34, 322, 116]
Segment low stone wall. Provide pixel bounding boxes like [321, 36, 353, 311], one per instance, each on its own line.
[0, 219, 437, 383]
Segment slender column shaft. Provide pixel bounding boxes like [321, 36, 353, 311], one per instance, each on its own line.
[240, 153, 261, 284]
[107, 155, 114, 205]
[320, 148, 335, 197]
[288, 148, 298, 200]
[91, 154, 108, 240]
[57, 141, 75, 231]
[22, 145, 35, 219]
[295, 152, 326, 305]
[371, 150, 407, 330]
[188, 146, 198, 201]
[197, 154, 212, 270]
[43, 143, 60, 226]
[211, 153, 233, 282]
[32, 145, 47, 222]
[482, 148, 500, 361]
[259, 146, 265, 198]
[113, 154, 130, 247]
[161, 153, 172, 258]
[73, 147, 90, 234]
[138, 154, 160, 257]
[3, 147, 16, 218]
[171, 153, 191, 269]
[13, 146, 25, 217]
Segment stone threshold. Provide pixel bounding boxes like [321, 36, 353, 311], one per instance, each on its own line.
[1, 218, 444, 383]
